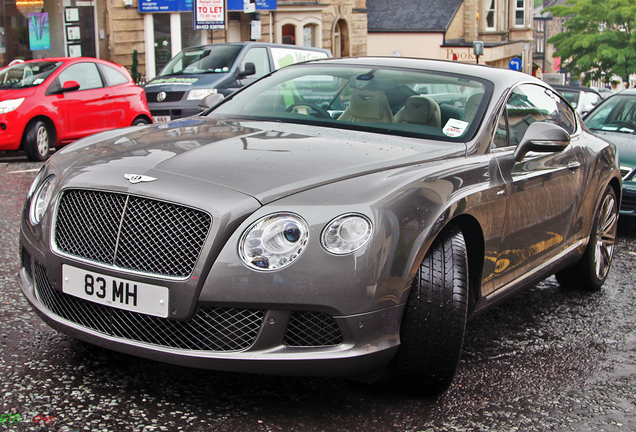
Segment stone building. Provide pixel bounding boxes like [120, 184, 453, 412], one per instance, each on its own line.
[367, 0, 535, 74]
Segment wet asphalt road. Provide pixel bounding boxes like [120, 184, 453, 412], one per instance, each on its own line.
[1, 154, 634, 432]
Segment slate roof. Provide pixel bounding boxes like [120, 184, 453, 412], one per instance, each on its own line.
[367, 0, 464, 32]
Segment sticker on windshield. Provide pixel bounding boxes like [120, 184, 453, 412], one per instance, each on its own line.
[443, 119, 469, 137]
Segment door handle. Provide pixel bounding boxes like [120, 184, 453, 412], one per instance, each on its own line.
[568, 161, 581, 171]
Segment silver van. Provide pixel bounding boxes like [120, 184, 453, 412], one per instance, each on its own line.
[144, 42, 331, 122]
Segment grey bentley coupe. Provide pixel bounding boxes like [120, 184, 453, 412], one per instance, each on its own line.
[18, 57, 621, 396]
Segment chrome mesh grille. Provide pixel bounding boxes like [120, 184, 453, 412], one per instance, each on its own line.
[34, 262, 264, 351]
[54, 189, 211, 278]
[283, 311, 343, 347]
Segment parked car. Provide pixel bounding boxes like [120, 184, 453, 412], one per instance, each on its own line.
[584, 88, 636, 218]
[0, 57, 152, 161]
[18, 57, 621, 396]
[144, 42, 331, 123]
[552, 84, 603, 116]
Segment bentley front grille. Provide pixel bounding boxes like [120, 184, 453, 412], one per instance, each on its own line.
[34, 262, 264, 351]
[54, 189, 211, 278]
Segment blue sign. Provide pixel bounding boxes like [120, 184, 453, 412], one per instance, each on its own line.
[139, 0, 192, 13]
[509, 57, 522, 71]
[227, 0, 277, 11]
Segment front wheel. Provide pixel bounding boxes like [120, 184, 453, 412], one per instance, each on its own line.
[386, 226, 469, 396]
[24, 120, 52, 161]
[556, 185, 618, 291]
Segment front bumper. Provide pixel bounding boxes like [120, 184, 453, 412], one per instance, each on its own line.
[17, 252, 401, 377]
[0, 112, 24, 151]
[620, 184, 636, 218]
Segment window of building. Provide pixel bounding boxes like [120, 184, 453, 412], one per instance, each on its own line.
[536, 37, 545, 54]
[303, 24, 317, 47]
[486, 0, 497, 31]
[282, 24, 296, 45]
[515, 0, 526, 27]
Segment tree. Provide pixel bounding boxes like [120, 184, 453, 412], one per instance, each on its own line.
[547, 0, 636, 85]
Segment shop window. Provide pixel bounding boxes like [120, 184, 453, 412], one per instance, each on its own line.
[282, 24, 295, 45]
[153, 14, 171, 73]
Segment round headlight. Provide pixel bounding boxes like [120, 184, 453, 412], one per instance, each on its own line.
[29, 175, 56, 226]
[321, 214, 372, 255]
[239, 213, 309, 271]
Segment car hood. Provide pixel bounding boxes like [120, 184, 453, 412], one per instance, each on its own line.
[591, 130, 636, 167]
[0, 88, 35, 100]
[52, 117, 466, 204]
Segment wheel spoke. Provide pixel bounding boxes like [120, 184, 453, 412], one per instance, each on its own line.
[594, 193, 618, 280]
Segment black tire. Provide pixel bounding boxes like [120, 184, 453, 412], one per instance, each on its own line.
[24, 120, 51, 162]
[388, 226, 469, 396]
[132, 117, 151, 126]
[556, 185, 618, 291]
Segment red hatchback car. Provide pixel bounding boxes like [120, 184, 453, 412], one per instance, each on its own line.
[0, 57, 152, 161]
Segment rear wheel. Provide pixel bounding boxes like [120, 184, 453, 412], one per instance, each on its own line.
[556, 185, 618, 291]
[387, 226, 469, 396]
[24, 120, 51, 161]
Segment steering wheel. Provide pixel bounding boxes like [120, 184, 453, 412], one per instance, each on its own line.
[285, 102, 331, 119]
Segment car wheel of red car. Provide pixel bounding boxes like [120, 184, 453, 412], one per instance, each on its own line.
[387, 226, 469, 396]
[24, 120, 51, 162]
[556, 185, 618, 291]
[132, 118, 151, 126]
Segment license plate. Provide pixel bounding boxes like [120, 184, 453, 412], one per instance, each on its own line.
[152, 116, 171, 123]
[62, 265, 169, 318]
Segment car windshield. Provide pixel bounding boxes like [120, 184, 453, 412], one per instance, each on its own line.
[585, 94, 636, 134]
[158, 45, 242, 76]
[210, 64, 491, 141]
[0, 61, 61, 89]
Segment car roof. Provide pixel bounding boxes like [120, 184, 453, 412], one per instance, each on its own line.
[182, 42, 331, 55]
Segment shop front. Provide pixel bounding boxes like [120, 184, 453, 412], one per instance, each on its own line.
[1, 0, 100, 67]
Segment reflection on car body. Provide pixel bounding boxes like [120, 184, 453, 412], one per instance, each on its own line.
[18, 57, 621, 396]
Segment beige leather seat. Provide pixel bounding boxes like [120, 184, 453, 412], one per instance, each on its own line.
[338, 89, 394, 123]
[463, 93, 482, 122]
[394, 95, 441, 127]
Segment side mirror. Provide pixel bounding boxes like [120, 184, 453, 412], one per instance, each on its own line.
[198, 93, 225, 112]
[237, 62, 256, 78]
[61, 80, 80, 92]
[513, 122, 570, 161]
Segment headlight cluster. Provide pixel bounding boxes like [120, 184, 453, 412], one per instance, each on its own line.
[239, 213, 309, 271]
[321, 214, 372, 255]
[29, 175, 56, 226]
[187, 89, 217, 100]
[0, 97, 25, 114]
[239, 212, 372, 271]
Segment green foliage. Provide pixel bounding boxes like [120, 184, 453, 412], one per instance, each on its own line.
[547, 0, 636, 84]
[131, 50, 140, 84]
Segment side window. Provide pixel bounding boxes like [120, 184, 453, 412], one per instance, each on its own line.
[503, 84, 575, 147]
[57, 62, 103, 90]
[240, 48, 271, 79]
[99, 64, 129, 87]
